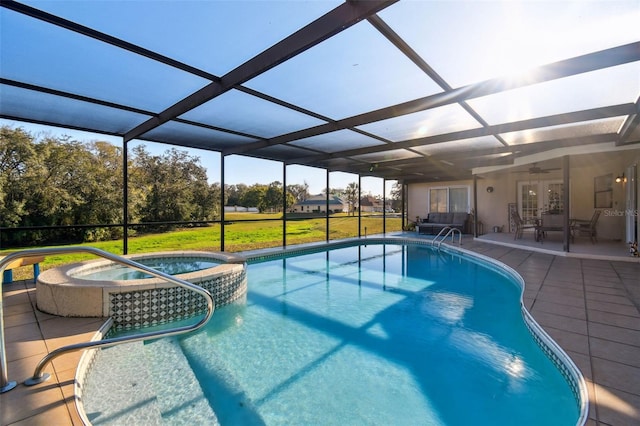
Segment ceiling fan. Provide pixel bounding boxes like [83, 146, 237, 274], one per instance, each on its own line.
[513, 163, 561, 174]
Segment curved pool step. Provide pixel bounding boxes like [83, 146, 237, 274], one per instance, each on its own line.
[144, 337, 218, 424]
[81, 337, 217, 425]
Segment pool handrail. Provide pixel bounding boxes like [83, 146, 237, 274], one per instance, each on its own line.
[431, 226, 462, 248]
[0, 246, 215, 393]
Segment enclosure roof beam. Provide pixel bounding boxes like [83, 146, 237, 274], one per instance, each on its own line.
[124, 0, 398, 143]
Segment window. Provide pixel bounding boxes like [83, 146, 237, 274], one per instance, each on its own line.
[429, 188, 447, 212]
[517, 179, 564, 223]
[429, 186, 470, 213]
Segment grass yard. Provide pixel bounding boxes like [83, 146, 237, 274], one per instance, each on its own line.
[2, 213, 402, 281]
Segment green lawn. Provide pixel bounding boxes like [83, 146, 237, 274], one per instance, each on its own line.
[2, 213, 402, 280]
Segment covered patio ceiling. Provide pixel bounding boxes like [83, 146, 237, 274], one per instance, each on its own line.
[1, 0, 639, 184]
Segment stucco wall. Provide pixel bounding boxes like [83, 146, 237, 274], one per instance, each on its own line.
[407, 150, 640, 240]
[407, 179, 474, 223]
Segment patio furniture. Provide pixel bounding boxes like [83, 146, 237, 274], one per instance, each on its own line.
[510, 210, 536, 240]
[535, 213, 565, 243]
[417, 212, 470, 235]
[571, 210, 601, 243]
[1, 254, 44, 284]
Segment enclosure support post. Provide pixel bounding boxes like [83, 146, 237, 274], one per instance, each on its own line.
[326, 170, 330, 243]
[221, 155, 225, 252]
[283, 162, 287, 248]
[358, 175, 362, 237]
[123, 139, 129, 255]
[473, 175, 478, 238]
[563, 155, 571, 252]
[383, 180, 387, 235]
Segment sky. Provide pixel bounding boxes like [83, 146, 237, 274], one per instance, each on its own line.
[0, 118, 393, 196]
[2, 1, 637, 199]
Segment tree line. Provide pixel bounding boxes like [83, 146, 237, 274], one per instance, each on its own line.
[1, 126, 399, 247]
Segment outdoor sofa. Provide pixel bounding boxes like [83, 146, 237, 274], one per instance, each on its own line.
[416, 212, 470, 235]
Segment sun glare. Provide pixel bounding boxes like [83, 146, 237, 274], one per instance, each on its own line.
[481, 1, 639, 83]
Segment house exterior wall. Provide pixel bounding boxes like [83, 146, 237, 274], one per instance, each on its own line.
[407, 150, 640, 241]
[294, 203, 345, 213]
[408, 180, 474, 222]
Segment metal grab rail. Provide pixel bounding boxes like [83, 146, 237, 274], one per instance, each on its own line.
[431, 227, 462, 249]
[1, 246, 215, 393]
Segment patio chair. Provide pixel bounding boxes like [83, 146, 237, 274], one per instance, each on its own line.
[510, 210, 536, 240]
[571, 210, 601, 243]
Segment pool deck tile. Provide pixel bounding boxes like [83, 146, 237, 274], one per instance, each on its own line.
[2, 237, 640, 425]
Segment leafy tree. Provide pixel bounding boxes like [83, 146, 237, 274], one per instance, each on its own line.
[0, 126, 34, 228]
[344, 182, 359, 216]
[71, 141, 124, 240]
[131, 145, 211, 230]
[225, 183, 248, 206]
[389, 181, 403, 212]
[287, 182, 309, 204]
[264, 181, 284, 212]
[241, 184, 268, 212]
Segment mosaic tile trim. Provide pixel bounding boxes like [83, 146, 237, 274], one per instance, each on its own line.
[523, 311, 588, 417]
[109, 269, 246, 331]
[74, 318, 113, 425]
[245, 237, 432, 264]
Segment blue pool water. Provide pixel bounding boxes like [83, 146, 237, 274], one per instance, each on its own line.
[73, 257, 220, 280]
[84, 243, 581, 425]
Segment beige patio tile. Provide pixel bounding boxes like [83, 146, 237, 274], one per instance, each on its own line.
[580, 267, 618, 277]
[590, 337, 640, 368]
[538, 284, 585, 300]
[2, 289, 32, 306]
[541, 279, 584, 291]
[585, 292, 635, 306]
[547, 271, 583, 281]
[4, 310, 37, 327]
[536, 291, 585, 308]
[588, 322, 640, 347]
[4, 321, 43, 344]
[594, 384, 640, 426]
[591, 357, 640, 396]
[529, 309, 588, 335]
[38, 316, 105, 337]
[543, 326, 590, 355]
[0, 380, 67, 425]
[584, 285, 628, 297]
[6, 338, 48, 363]
[588, 310, 640, 331]
[51, 351, 85, 375]
[586, 300, 640, 317]
[33, 307, 60, 322]
[530, 299, 587, 320]
[4, 301, 36, 316]
[6, 402, 73, 426]
[7, 353, 48, 383]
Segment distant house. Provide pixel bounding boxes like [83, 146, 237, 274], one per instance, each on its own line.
[224, 206, 259, 213]
[360, 195, 384, 213]
[292, 194, 347, 213]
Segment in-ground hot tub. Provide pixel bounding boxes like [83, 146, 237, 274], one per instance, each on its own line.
[36, 251, 247, 330]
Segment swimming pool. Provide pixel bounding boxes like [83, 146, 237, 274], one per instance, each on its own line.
[81, 241, 586, 425]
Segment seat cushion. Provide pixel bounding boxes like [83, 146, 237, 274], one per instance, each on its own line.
[451, 212, 468, 225]
[427, 213, 439, 223]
